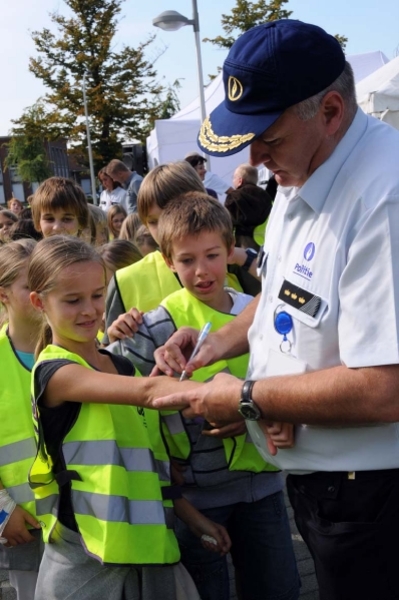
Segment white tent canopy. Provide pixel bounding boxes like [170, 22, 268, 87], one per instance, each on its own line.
[146, 51, 391, 183]
[348, 51, 389, 84]
[356, 55, 399, 130]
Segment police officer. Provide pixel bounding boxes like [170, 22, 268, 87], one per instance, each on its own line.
[152, 19, 399, 600]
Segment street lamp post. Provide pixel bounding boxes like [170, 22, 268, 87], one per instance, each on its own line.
[82, 72, 98, 204]
[153, 0, 211, 169]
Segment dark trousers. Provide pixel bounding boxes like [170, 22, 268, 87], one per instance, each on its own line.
[287, 469, 399, 600]
[176, 492, 300, 600]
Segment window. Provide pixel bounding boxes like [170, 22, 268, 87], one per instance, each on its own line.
[10, 167, 24, 202]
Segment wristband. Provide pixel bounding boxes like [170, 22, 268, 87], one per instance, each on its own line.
[0, 489, 17, 539]
[242, 248, 258, 271]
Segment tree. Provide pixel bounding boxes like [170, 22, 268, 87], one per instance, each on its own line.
[203, 0, 292, 50]
[157, 79, 182, 120]
[5, 102, 53, 184]
[28, 0, 167, 171]
[334, 34, 348, 52]
[204, 0, 347, 57]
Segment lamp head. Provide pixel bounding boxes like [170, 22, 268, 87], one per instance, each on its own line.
[152, 10, 192, 31]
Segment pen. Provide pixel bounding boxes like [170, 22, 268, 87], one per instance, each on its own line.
[179, 322, 212, 381]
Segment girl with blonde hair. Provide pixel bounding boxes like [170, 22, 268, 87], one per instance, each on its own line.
[0, 239, 43, 600]
[107, 204, 127, 239]
[28, 235, 230, 600]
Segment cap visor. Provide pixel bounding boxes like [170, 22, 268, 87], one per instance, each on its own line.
[197, 101, 282, 157]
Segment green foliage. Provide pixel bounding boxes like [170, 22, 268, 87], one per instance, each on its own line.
[334, 34, 348, 51]
[204, 0, 348, 78]
[203, 0, 292, 49]
[28, 0, 168, 170]
[157, 79, 182, 120]
[5, 102, 53, 184]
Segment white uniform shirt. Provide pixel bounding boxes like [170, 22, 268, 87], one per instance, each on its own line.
[247, 109, 399, 473]
[99, 187, 126, 212]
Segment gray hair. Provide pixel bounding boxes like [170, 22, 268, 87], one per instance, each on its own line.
[294, 61, 357, 121]
[235, 164, 259, 185]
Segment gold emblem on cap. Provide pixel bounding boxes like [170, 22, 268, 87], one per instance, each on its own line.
[198, 117, 255, 153]
[227, 76, 243, 102]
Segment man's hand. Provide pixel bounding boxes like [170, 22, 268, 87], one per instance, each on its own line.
[2, 506, 41, 547]
[107, 307, 143, 343]
[151, 328, 222, 378]
[153, 372, 243, 424]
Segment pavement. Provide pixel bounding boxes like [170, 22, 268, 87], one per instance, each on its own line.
[0, 485, 319, 600]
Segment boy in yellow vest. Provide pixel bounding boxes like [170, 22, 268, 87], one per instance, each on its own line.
[108, 193, 299, 600]
[103, 162, 261, 343]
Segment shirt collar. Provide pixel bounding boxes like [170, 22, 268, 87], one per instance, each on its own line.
[293, 109, 369, 214]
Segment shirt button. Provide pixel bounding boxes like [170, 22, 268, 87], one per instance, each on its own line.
[268, 295, 273, 303]
[278, 256, 282, 262]
[327, 486, 335, 493]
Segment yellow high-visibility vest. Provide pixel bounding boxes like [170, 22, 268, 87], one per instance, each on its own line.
[30, 345, 180, 566]
[160, 289, 278, 475]
[0, 330, 37, 518]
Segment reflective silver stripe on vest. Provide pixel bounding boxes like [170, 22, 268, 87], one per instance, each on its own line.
[7, 482, 35, 505]
[71, 490, 174, 527]
[35, 494, 59, 517]
[0, 438, 36, 467]
[161, 413, 184, 435]
[62, 440, 170, 481]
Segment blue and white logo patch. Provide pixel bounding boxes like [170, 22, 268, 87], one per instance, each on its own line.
[293, 242, 315, 280]
[303, 242, 315, 261]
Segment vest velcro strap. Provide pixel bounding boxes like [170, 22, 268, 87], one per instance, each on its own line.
[56, 470, 82, 486]
[161, 485, 182, 500]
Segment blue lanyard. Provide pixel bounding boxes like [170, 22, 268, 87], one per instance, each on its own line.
[274, 307, 293, 353]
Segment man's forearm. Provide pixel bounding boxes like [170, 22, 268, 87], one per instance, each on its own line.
[252, 363, 399, 425]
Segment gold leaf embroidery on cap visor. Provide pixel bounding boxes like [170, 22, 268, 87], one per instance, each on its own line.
[228, 76, 243, 101]
[199, 117, 255, 153]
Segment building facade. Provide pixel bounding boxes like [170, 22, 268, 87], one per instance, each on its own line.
[0, 138, 70, 205]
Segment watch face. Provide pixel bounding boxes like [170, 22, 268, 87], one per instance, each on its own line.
[239, 401, 261, 421]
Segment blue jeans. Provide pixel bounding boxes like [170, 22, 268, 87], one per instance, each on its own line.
[175, 491, 300, 600]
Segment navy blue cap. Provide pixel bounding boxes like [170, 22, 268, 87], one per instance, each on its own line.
[198, 19, 345, 157]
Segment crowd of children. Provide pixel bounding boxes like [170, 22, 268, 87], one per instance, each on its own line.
[0, 160, 299, 600]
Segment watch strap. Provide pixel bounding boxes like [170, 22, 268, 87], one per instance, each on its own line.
[241, 379, 256, 401]
[242, 248, 257, 271]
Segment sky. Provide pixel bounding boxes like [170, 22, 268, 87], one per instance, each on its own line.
[1, 0, 398, 135]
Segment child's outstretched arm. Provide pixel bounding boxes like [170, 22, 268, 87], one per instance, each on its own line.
[174, 497, 231, 556]
[41, 364, 199, 409]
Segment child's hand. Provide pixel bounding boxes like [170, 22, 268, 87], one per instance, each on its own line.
[258, 421, 295, 455]
[2, 506, 41, 547]
[107, 308, 143, 342]
[189, 514, 231, 556]
[174, 498, 231, 556]
[201, 421, 247, 438]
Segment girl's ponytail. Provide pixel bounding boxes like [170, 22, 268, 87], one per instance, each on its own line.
[35, 322, 53, 361]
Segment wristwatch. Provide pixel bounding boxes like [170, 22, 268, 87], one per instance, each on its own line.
[242, 248, 258, 271]
[238, 380, 262, 420]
